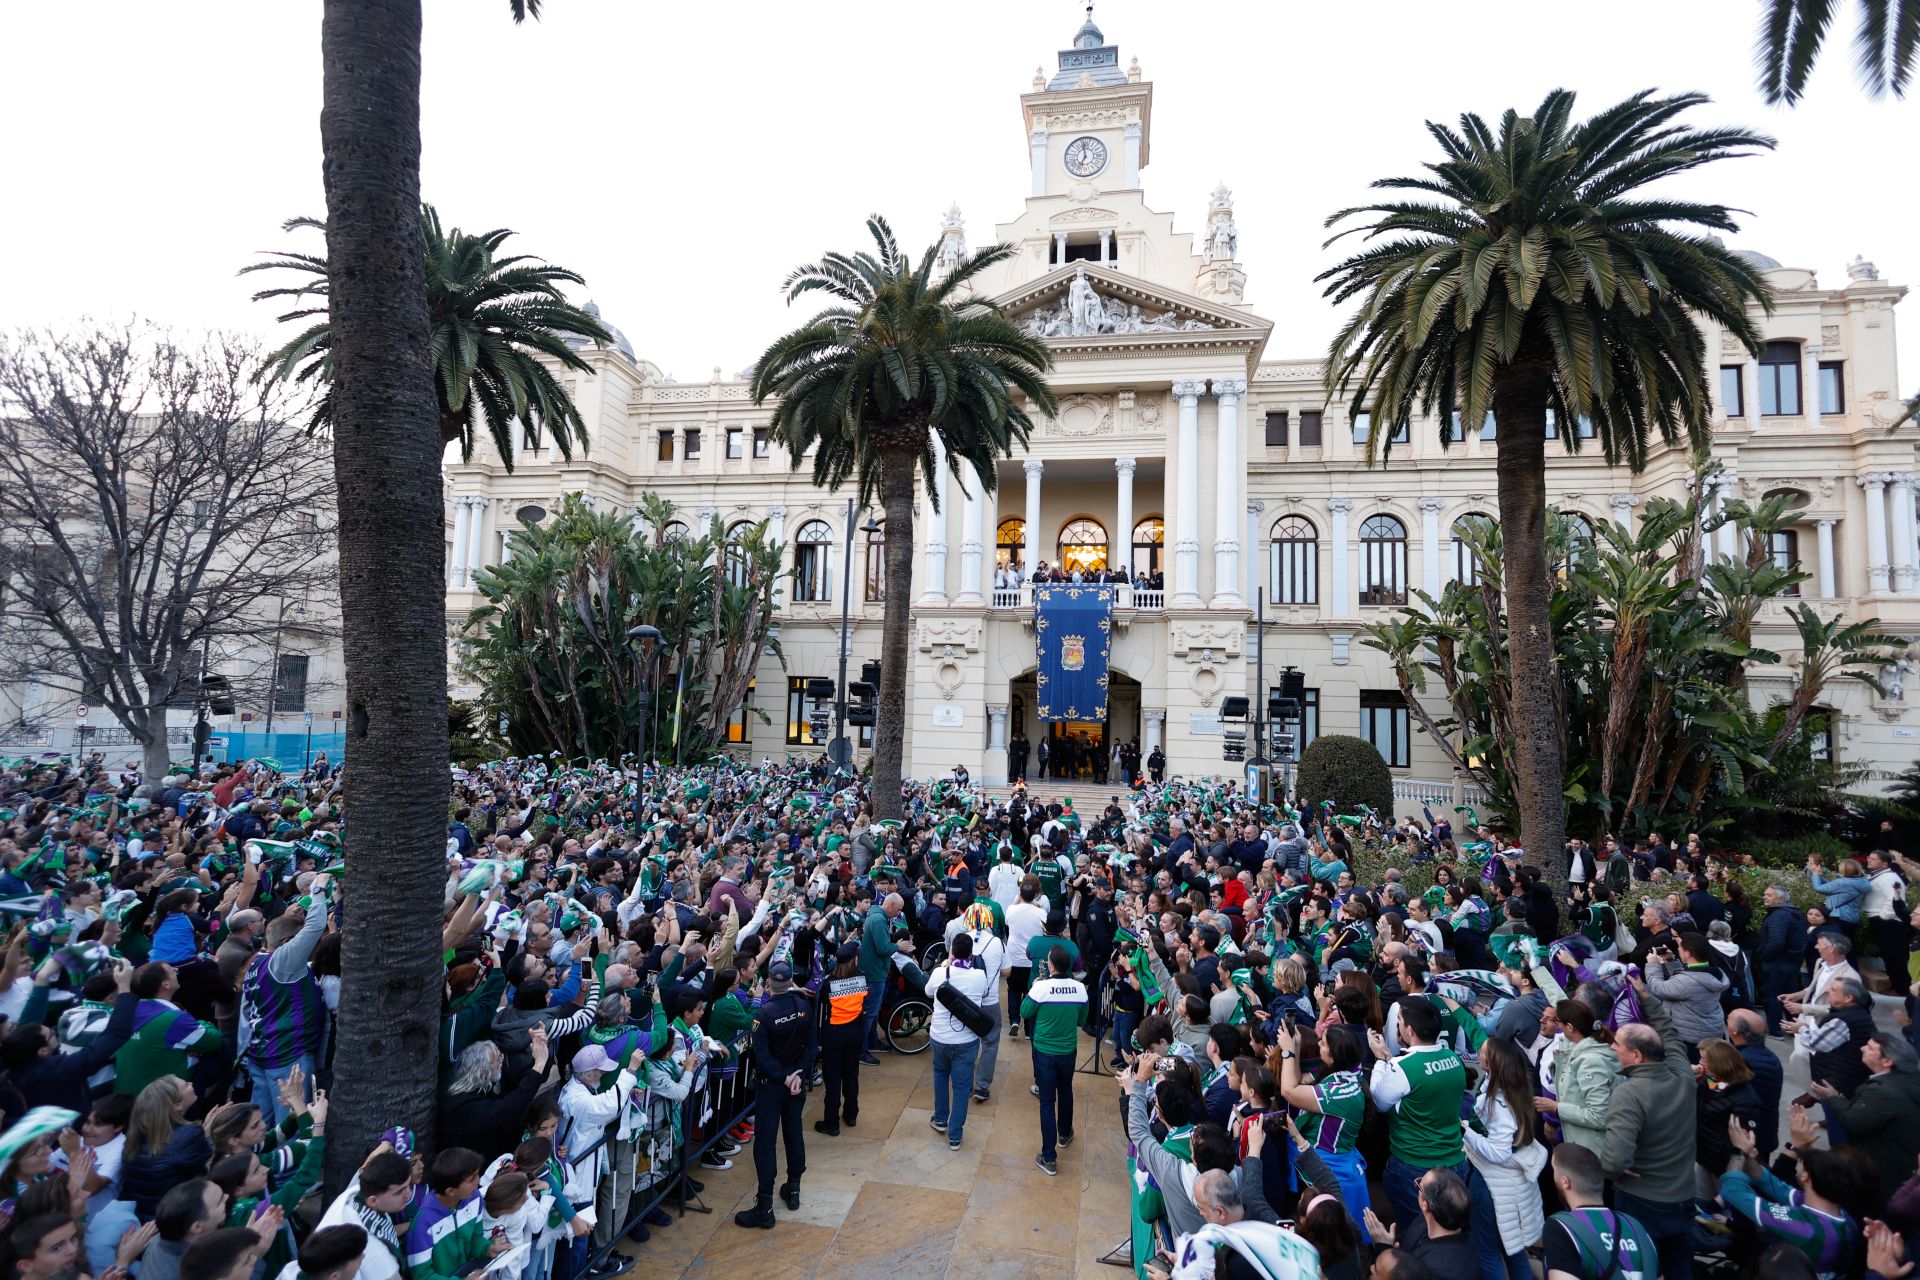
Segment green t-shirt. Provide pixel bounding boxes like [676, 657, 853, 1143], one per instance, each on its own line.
[1027, 934, 1080, 975]
[1385, 1043, 1467, 1167]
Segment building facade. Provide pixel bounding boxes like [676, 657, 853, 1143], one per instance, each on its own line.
[442, 14, 1916, 810]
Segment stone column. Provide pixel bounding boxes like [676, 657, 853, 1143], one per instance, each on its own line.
[1098, 229, 1113, 265]
[1171, 381, 1207, 605]
[1052, 232, 1068, 265]
[1211, 378, 1247, 607]
[1816, 518, 1838, 599]
[766, 506, 787, 609]
[1023, 457, 1045, 578]
[1891, 472, 1918, 592]
[956, 478, 985, 606]
[1114, 459, 1135, 580]
[1746, 356, 1763, 431]
[1328, 498, 1355, 618]
[1143, 709, 1165, 758]
[1609, 493, 1639, 538]
[1123, 122, 1142, 187]
[1030, 130, 1048, 198]
[987, 705, 1009, 753]
[1245, 500, 1265, 605]
[463, 497, 488, 585]
[1419, 496, 1446, 596]
[1805, 345, 1823, 428]
[920, 446, 949, 604]
[1861, 472, 1891, 594]
[1713, 475, 1741, 564]
[449, 498, 472, 588]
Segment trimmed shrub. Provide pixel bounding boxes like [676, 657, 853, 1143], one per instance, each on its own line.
[1297, 734, 1394, 820]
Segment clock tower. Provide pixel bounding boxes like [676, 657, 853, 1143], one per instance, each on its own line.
[1021, 6, 1153, 201]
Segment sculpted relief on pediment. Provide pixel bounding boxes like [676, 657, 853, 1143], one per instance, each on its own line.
[1015, 265, 1215, 339]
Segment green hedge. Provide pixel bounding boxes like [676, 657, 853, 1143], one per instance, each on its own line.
[1730, 832, 1855, 869]
[1298, 734, 1394, 820]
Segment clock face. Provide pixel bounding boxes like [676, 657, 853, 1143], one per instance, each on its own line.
[1063, 136, 1107, 178]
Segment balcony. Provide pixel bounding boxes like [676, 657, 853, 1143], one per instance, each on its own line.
[986, 585, 1164, 612]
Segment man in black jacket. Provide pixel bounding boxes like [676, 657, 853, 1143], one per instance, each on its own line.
[0, 964, 138, 1118]
[735, 960, 818, 1230]
[1756, 885, 1808, 1036]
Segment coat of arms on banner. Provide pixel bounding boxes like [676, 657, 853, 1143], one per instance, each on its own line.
[1061, 636, 1086, 671]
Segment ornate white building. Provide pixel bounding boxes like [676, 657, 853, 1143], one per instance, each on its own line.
[442, 13, 1916, 808]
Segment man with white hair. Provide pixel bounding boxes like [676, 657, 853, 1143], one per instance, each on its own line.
[1781, 932, 1860, 1026]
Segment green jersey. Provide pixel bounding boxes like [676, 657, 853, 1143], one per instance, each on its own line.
[1297, 1069, 1366, 1155]
[1377, 1042, 1467, 1167]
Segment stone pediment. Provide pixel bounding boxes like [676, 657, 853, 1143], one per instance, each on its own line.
[998, 264, 1268, 349]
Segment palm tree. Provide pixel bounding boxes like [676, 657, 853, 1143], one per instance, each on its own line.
[244, 205, 612, 466]
[752, 216, 1056, 818]
[1320, 89, 1775, 867]
[312, 0, 550, 1192]
[1756, 0, 1919, 103]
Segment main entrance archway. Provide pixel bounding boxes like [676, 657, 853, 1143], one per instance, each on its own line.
[1008, 666, 1140, 784]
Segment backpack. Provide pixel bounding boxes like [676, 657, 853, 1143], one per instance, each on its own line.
[933, 967, 995, 1038]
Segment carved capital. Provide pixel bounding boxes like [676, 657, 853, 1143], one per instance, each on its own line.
[1171, 379, 1209, 401]
[1608, 493, 1639, 511]
[1124, 122, 1142, 139]
[1115, 458, 1138, 478]
[1859, 472, 1891, 490]
[1023, 458, 1046, 479]
[1030, 129, 1048, 145]
[1417, 496, 1447, 513]
[1210, 377, 1248, 400]
[1327, 497, 1356, 514]
[1246, 499, 1265, 515]
[1815, 518, 1839, 530]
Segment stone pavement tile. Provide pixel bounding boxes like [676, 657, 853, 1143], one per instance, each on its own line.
[947, 1245, 1069, 1279]
[621, 1200, 728, 1278]
[791, 1132, 888, 1178]
[712, 1181, 861, 1232]
[814, 1180, 969, 1278]
[959, 1153, 1085, 1259]
[675, 1219, 837, 1279]
[866, 1105, 993, 1193]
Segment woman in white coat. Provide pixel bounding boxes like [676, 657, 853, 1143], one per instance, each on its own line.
[557, 1042, 643, 1204]
[1461, 1036, 1547, 1280]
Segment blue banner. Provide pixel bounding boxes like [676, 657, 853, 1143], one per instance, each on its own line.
[1033, 584, 1115, 722]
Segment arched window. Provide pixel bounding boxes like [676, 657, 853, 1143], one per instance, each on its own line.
[793, 519, 832, 602]
[864, 522, 886, 602]
[659, 520, 689, 545]
[1132, 517, 1164, 581]
[1555, 511, 1597, 576]
[995, 518, 1026, 570]
[723, 521, 755, 588]
[1758, 341, 1803, 415]
[1056, 517, 1109, 576]
[1451, 512, 1494, 586]
[1269, 515, 1318, 604]
[1359, 514, 1407, 605]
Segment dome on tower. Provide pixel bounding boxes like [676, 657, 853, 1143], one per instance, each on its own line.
[569, 300, 636, 362]
[1047, 5, 1126, 89]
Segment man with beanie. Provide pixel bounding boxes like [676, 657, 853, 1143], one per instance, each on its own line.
[735, 959, 817, 1230]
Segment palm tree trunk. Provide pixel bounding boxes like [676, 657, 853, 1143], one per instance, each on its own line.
[1492, 370, 1566, 876]
[872, 446, 917, 822]
[318, 0, 450, 1191]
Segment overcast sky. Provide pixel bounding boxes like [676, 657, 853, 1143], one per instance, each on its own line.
[3, 0, 1912, 388]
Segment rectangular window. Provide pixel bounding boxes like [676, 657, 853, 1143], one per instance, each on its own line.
[1758, 342, 1802, 415]
[1769, 529, 1801, 597]
[1269, 523, 1318, 604]
[1808, 711, 1833, 764]
[727, 680, 753, 745]
[1265, 411, 1288, 447]
[273, 654, 310, 714]
[725, 427, 744, 459]
[1351, 411, 1371, 444]
[1360, 689, 1410, 768]
[1720, 365, 1744, 418]
[786, 676, 824, 746]
[1448, 411, 1466, 443]
[656, 430, 674, 462]
[753, 426, 771, 458]
[1298, 411, 1323, 447]
[865, 538, 886, 602]
[1819, 362, 1844, 415]
[683, 428, 702, 459]
[1479, 412, 1497, 441]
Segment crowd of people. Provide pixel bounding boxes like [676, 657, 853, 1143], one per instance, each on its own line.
[0, 747, 1917, 1280]
[993, 559, 1164, 590]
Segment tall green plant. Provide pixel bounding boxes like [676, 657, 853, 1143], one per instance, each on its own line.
[1321, 89, 1775, 872]
[752, 216, 1056, 819]
[1362, 491, 1896, 842]
[464, 496, 783, 761]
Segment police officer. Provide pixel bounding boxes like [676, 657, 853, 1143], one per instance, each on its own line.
[734, 958, 819, 1229]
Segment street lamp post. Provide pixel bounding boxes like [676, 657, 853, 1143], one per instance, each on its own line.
[830, 500, 883, 781]
[626, 624, 663, 832]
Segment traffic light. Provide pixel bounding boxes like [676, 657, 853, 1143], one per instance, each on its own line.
[203, 674, 235, 716]
[861, 661, 881, 689]
[1279, 668, 1306, 704]
[805, 677, 837, 702]
[1221, 695, 1249, 762]
[847, 705, 876, 727]
[1220, 695, 1250, 719]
